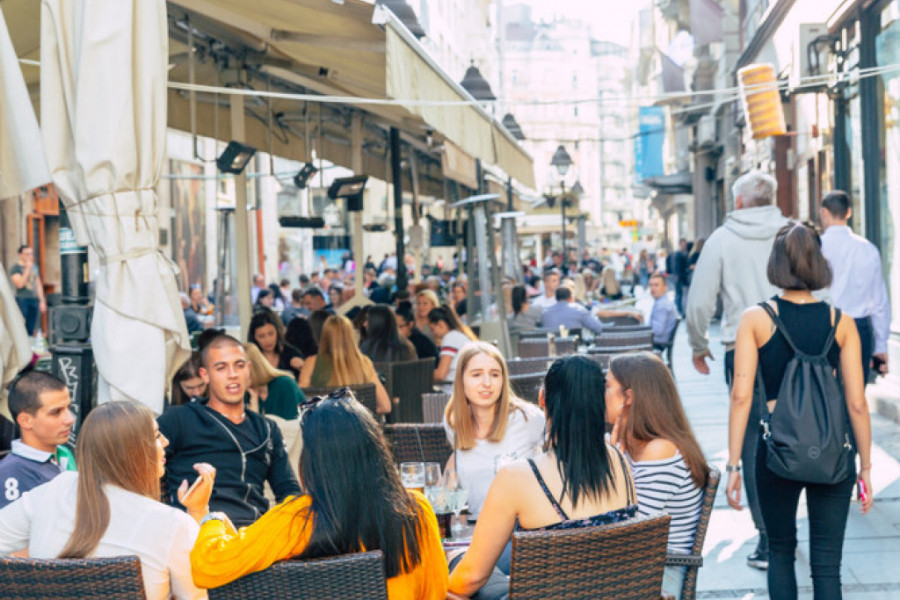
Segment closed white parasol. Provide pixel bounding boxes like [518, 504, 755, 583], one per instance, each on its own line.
[40, 0, 190, 413]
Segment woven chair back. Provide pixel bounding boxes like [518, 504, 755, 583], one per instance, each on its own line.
[0, 555, 146, 600]
[553, 337, 578, 356]
[509, 373, 545, 405]
[509, 514, 670, 600]
[383, 423, 453, 465]
[677, 468, 721, 600]
[386, 359, 436, 423]
[592, 330, 654, 350]
[518, 338, 551, 358]
[422, 392, 450, 424]
[599, 314, 642, 326]
[207, 551, 387, 600]
[507, 357, 554, 376]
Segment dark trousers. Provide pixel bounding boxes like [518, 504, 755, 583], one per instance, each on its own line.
[725, 349, 768, 550]
[855, 317, 874, 384]
[756, 438, 855, 600]
[15, 296, 39, 336]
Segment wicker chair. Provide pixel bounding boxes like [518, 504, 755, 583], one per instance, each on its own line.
[599, 314, 642, 326]
[592, 330, 654, 351]
[301, 383, 378, 416]
[655, 318, 682, 371]
[518, 338, 550, 358]
[666, 468, 721, 600]
[0, 555, 146, 600]
[421, 392, 450, 423]
[604, 324, 653, 334]
[509, 373, 545, 404]
[208, 551, 387, 600]
[509, 514, 671, 600]
[507, 357, 554, 376]
[383, 423, 453, 465]
[553, 336, 578, 356]
[378, 359, 436, 423]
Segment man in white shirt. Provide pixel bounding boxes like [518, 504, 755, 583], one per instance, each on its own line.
[531, 269, 560, 310]
[820, 191, 891, 383]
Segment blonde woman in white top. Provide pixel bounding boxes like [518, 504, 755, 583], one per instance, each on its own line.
[0, 401, 215, 600]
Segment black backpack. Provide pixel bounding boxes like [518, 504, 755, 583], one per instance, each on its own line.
[755, 302, 856, 485]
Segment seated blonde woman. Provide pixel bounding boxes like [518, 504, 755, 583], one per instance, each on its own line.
[244, 343, 306, 420]
[298, 315, 392, 414]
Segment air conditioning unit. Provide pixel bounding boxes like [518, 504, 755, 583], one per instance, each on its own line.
[794, 23, 830, 88]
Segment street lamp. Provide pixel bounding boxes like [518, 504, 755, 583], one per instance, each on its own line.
[550, 145, 573, 254]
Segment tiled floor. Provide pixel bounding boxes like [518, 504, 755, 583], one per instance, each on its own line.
[668, 305, 900, 599]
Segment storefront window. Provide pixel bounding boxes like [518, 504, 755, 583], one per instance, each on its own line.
[876, 2, 900, 288]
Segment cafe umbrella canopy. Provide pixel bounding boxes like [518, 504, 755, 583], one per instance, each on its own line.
[40, 0, 190, 414]
[0, 6, 47, 413]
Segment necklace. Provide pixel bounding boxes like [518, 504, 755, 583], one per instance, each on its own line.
[226, 411, 247, 424]
[782, 293, 813, 304]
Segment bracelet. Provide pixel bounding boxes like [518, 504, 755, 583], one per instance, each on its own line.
[200, 511, 228, 526]
[859, 464, 872, 472]
[725, 463, 741, 473]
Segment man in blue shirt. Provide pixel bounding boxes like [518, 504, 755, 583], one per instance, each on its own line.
[541, 287, 605, 334]
[0, 371, 75, 508]
[649, 273, 678, 348]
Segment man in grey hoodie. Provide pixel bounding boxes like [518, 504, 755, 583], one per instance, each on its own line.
[686, 170, 789, 570]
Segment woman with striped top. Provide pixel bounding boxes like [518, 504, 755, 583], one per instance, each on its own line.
[607, 352, 709, 599]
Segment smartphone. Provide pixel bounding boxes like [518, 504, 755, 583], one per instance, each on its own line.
[182, 475, 203, 500]
[873, 355, 887, 376]
[858, 478, 868, 504]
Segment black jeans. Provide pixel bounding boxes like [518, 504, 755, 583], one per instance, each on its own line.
[756, 438, 855, 600]
[725, 349, 767, 551]
[855, 317, 874, 384]
[15, 296, 39, 336]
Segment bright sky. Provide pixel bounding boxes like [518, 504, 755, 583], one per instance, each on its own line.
[526, 0, 650, 46]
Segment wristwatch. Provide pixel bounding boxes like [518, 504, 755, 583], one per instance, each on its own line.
[726, 463, 741, 473]
[200, 511, 229, 526]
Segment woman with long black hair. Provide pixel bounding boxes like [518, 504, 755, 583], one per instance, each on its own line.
[247, 310, 304, 380]
[190, 390, 448, 599]
[360, 305, 416, 363]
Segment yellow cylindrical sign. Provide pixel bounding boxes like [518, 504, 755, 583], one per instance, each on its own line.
[738, 64, 786, 139]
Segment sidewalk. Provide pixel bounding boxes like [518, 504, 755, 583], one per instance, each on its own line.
[671, 320, 900, 599]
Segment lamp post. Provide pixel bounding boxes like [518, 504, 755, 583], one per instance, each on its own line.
[550, 145, 573, 255]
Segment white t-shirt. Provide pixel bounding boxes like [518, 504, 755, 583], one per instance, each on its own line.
[439, 329, 474, 384]
[443, 402, 546, 518]
[531, 294, 557, 310]
[0, 472, 206, 600]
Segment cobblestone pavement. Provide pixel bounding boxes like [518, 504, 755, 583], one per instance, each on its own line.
[667, 314, 900, 599]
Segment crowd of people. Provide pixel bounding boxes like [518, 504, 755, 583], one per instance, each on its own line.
[0, 170, 887, 600]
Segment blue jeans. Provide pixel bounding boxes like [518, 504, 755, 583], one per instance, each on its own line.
[756, 438, 855, 599]
[15, 297, 39, 335]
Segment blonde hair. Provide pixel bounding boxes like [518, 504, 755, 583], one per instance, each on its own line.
[59, 402, 160, 558]
[600, 266, 621, 297]
[245, 343, 293, 387]
[415, 289, 440, 314]
[444, 342, 527, 450]
[319, 315, 371, 386]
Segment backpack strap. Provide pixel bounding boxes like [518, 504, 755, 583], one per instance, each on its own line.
[821, 308, 842, 357]
[759, 301, 842, 359]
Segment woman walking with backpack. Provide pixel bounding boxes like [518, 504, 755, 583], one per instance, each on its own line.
[726, 222, 873, 600]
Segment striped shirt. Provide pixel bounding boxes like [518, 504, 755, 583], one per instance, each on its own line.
[628, 451, 703, 554]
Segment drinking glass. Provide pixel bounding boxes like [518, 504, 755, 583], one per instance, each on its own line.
[399, 462, 425, 494]
[424, 462, 443, 508]
[443, 469, 469, 535]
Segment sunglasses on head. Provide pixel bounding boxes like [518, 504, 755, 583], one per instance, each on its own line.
[299, 386, 354, 419]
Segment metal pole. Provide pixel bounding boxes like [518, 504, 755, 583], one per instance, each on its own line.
[390, 127, 408, 292]
[50, 201, 94, 439]
[560, 180, 566, 255]
[230, 94, 253, 335]
[351, 113, 365, 299]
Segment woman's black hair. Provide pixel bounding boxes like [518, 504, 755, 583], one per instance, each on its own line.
[268, 283, 285, 303]
[285, 318, 318, 358]
[511, 285, 528, 316]
[296, 396, 423, 577]
[427, 306, 461, 331]
[543, 355, 615, 506]
[351, 305, 371, 344]
[308, 310, 331, 345]
[359, 305, 413, 362]
[247, 310, 286, 355]
[254, 288, 272, 307]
